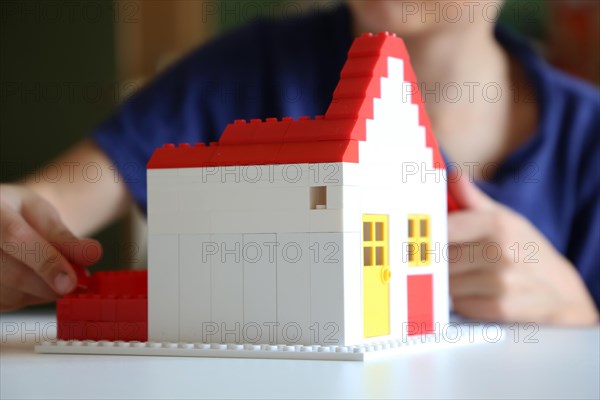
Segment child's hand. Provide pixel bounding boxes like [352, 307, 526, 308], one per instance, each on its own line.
[0, 184, 102, 311]
[447, 175, 599, 325]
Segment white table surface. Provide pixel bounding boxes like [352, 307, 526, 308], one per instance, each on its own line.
[1, 309, 599, 399]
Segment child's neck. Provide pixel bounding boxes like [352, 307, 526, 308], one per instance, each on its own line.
[404, 25, 537, 180]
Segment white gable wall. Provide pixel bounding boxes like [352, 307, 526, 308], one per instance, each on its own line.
[340, 165, 448, 345]
[340, 57, 449, 344]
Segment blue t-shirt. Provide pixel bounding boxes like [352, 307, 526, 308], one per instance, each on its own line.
[93, 5, 600, 308]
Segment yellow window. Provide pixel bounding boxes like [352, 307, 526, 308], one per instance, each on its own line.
[408, 214, 431, 266]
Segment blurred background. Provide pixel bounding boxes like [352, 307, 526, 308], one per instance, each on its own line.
[1, 0, 599, 272]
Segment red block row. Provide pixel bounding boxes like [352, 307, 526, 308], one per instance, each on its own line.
[57, 321, 147, 342]
[147, 138, 360, 169]
[327, 32, 445, 169]
[57, 295, 147, 322]
[56, 270, 148, 341]
[89, 270, 147, 296]
[146, 33, 445, 172]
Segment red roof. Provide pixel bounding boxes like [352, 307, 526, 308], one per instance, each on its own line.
[147, 32, 445, 170]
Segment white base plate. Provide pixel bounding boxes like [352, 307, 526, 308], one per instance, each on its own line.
[36, 327, 493, 361]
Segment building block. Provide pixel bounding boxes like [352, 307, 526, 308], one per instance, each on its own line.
[310, 233, 345, 346]
[146, 33, 444, 172]
[307, 162, 344, 186]
[90, 271, 147, 296]
[100, 296, 117, 321]
[328, 33, 445, 168]
[44, 32, 461, 360]
[115, 296, 147, 322]
[70, 295, 103, 321]
[58, 321, 115, 341]
[283, 118, 366, 142]
[179, 234, 212, 342]
[209, 209, 311, 234]
[252, 117, 292, 143]
[209, 234, 244, 341]
[242, 234, 277, 342]
[309, 208, 345, 232]
[340, 232, 362, 345]
[407, 274, 434, 335]
[37, 324, 492, 361]
[218, 119, 260, 145]
[117, 322, 148, 342]
[148, 234, 179, 341]
[74, 265, 91, 289]
[273, 140, 359, 165]
[57, 319, 146, 342]
[56, 269, 149, 342]
[139, 31, 448, 349]
[276, 233, 311, 345]
[57, 299, 148, 341]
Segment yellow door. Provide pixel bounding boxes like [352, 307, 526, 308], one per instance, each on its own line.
[363, 214, 391, 338]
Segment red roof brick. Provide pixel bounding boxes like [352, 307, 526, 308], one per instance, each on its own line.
[147, 32, 445, 169]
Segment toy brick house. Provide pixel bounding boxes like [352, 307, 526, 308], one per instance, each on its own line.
[145, 32, 449, 347]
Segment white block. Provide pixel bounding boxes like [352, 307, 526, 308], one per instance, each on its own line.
[325, 185, 361, 212]
[243, 234, 277, 343]
[36, 325, 490, 360]
[147, 211, 183, 235]
[209, 234, 244, 342]
[309, 209, 344, 232]
[178, 190, 209, 212]
[148, 234, 179, 342]
[271, 164, 309, 186]
[148, 168, 178, 179]
[326, 185, 343, 210]
[179, 234, 211, 342]
[209, 211, 264, 234]
[210, 210, 310, 234]
[341, 232, 363, 346]
[242, 163, 343, 187]
[276, 233, 311, 345]
[340, 162, 361, 186]
[147, 190, 178, 216]
[270, 187, 311, 211]
[307, 163, 343, 186]
[202, 187, 239, 211]
[147, 188, 211, 234]
[178, 167, 203, 177]
[388, 217, 407, 339]
[203, 186, 309, 213]
[365, 117, 423, 148]
[310, 233, 345, 346]
[174, 212, 212, 235]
